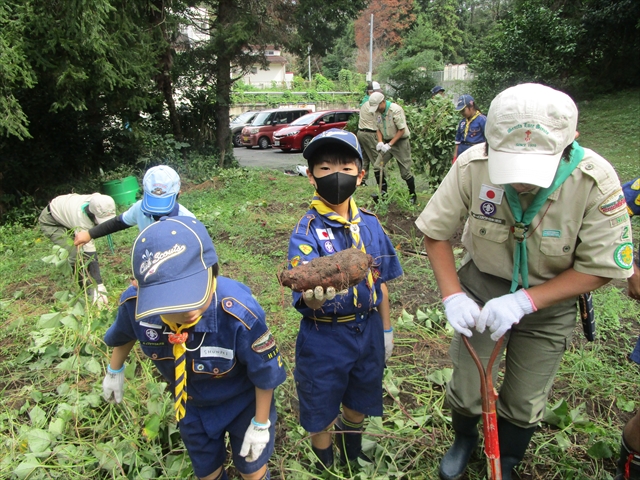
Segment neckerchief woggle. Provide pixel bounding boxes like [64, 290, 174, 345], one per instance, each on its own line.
[310, 194, 377, 306]
[503, 141, 584, 293]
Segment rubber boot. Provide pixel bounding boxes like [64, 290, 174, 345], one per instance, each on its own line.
[405, 176, 417, 205]
[498, 418, 537, 480]
[312, 445, 334, 472]
[439, 411, 481, 480]
[615, 436, 640, 480]
[372, 171, 388, 203]
[335, 415, 364, 464]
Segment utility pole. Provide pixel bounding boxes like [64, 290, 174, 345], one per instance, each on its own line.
[367, 14, 373, 82]
[308, 45, 311, 82]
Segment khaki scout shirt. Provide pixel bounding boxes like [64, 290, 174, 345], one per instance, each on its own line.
[416, 144, 634, 285]
[376, 102, 410, 141]
[359, 101, 378, 131]
[49, 193, 98, 253]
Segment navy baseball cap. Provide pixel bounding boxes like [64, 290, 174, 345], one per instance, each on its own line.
[303, 128, 363, 161]
[132, 216, 218, 319]
[141, 165, 181, 215]
[431, 85, 445, 95]
[455, 94, 474, 111]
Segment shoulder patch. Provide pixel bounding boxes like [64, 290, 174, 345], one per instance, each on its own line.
[599, 190, 627, 216]
[252, 329, 280, 362]
[614, 243, 634, 270]
[295, 213, 315, 236]
[221, 297, 258, 330]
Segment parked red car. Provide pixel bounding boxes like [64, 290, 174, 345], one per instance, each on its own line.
[272, 109, 358, 152]
[241, 108, 312, 149]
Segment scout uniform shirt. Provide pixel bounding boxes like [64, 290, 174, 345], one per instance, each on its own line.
[376, 102, 410, 142]
[455, 114, 487, 156]
[120, 200, 195, 231]
[288, 208, 403, 318]
[416, 144, 635, 284]
[48, 193, 102, 254]
[104, 276, 286, 407]
[359, 97, 378, 131]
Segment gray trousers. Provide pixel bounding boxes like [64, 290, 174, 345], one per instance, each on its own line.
[373, 137, 413, 181]
[446, 260, 577, 428]
[356, 130, 378, 180]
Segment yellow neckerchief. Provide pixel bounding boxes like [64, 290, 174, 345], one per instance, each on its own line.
[310, 194, 377, 306]
[160, 277, 216, 422]
[462, 110, 481, 141]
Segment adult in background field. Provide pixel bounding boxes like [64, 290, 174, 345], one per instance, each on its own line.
[368, 92, 417, 204]
[453, 94, 486, 163]
[416, 83, 634, 480]
[38, 193, 116, 305]
[614, 177, 640, 480]
[74, 165, 195, 247]
[356, 81, 382, 185]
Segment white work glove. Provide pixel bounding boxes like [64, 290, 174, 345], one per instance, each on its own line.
[376, 142, 384, 151]
[90, 284, 109, 308]
[239, 418, 271, 462]
[102, 365, 125, 404]
[443, 292, 481, 337]
[380, 143, 391, 153]
[384, 328, 394, 362]
[303, 286, 337, 303]
[476, 290, 537, 341]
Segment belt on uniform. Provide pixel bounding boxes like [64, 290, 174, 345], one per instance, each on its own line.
[359, 128, 377, 133]
[307, 309, 376, 323]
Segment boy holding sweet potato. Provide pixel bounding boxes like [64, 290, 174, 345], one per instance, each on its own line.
[285, 129, 403, 470]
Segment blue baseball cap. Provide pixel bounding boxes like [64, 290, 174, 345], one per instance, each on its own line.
[431, 85, 445, 95]
[141, 165, 181, 215]
[455, 94, 475, 111]
[132, 216, 218, 319]
[303, 128, 363, 161]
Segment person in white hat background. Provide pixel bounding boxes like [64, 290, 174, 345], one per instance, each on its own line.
[38, 192, 116, 305]
[415, 83, 634, 479]
[356, 81, 383, 185]
[74, 165, 195, 248]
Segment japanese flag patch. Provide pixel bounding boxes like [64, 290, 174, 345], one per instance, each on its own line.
[315, 228, 335, 240]
[479, 184, 504, 205]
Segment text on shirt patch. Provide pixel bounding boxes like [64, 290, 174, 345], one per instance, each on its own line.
[610, 213, 629, 228]
[470, 211, 506, 225]
[200, 346, 234, 359]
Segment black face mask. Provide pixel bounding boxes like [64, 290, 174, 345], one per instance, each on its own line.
[313, 172, 358, 206]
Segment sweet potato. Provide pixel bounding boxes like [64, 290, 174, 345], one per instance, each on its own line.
[278, 249, 373, 292]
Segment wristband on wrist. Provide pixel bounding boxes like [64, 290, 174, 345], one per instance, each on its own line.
[251, 417, 269, 428]
[384, 327, 393, 333]
[107, 364, 125, 374]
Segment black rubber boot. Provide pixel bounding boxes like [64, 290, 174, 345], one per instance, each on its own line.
[335, 415, 364, 464]
[615, 436, 640, 480]
[498, 418, 537, 480]
[439, 411, 481, 480]
[405, 176, 417, 204]
[312, 445, 334, 472]
[372, 171, 388, 203]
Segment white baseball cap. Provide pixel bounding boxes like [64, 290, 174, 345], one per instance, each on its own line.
[368, 92, 385, 113]
[88, 194, 116, 224]
[142, 165, 181, 214]
[371, 81, 381, 90]
[485, 83, 578, 188]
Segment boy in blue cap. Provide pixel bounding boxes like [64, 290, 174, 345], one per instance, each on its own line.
[102, 217, 285, 480]
[75, 165, 195, 247]
[286, 128, 403, 470]
[453, 94, 486, 163]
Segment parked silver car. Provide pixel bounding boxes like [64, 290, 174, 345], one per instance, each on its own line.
[230, 111, 260, 147]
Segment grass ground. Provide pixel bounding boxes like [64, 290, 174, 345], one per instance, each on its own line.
[0, 89, 638, 480]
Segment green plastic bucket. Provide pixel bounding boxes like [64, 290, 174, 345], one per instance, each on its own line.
[102, 175, 140, 207]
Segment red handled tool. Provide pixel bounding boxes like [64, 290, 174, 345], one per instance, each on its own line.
[462, 335, 504, 480]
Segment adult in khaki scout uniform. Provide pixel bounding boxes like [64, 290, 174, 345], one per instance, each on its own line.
[415, 83, 634, 480]
[357, 82, 382, 184]
[368, 92, 417, 204]
[39, 193, 116, 305]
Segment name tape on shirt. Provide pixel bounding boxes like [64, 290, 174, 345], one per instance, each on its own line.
[200, 346, 234, 360]
[479, 184, 504, 205]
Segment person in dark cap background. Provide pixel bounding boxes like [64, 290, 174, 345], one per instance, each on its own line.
[453, 94, 486, 163]
[431, 85, 446, 98]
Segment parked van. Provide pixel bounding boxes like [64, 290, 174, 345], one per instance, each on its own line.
[273, 110, 358, 152]
[241, 108, 312, 149]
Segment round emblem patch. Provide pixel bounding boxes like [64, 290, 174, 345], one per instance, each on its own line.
[349, 224, 360, 234]
[146, 329, 159, 341]
[324, 241, 335, 253]
[480, 201, 496, 217]
[614, 243, 634, 269]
